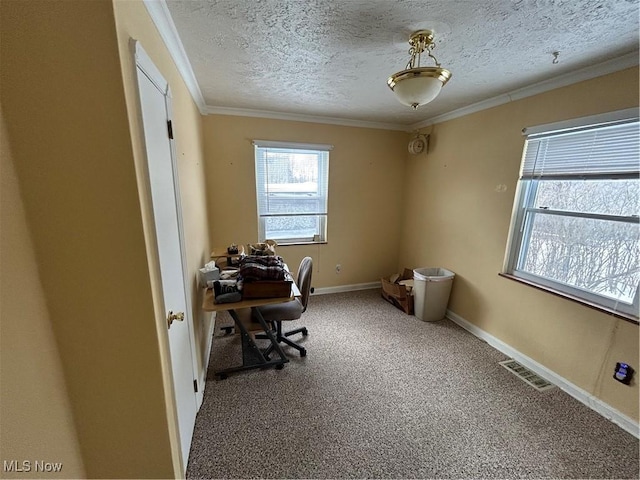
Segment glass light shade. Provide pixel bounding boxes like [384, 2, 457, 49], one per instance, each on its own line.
[388, 67, 451, 109]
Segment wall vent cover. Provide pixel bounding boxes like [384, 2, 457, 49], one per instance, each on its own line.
[499, 359, 555, 392]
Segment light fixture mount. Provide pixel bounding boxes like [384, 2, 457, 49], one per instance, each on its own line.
[388, 29, 452, 110]
[408, 30, 435, 53]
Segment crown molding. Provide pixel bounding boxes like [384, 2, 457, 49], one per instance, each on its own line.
[138, 2, 638, 132]
[141, 0, 407, 130]
[142, 0, 207, 114]
[205, 106, 408, 131]
[410, 52, 639, 130]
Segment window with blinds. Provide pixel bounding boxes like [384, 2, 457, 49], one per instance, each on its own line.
[505, 110, 639, 318]
[254, 140, 330, 244]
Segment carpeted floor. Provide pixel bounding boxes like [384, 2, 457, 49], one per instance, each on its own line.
[186, 289, 639, 479]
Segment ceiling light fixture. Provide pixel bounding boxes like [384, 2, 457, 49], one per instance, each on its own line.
[387, 30, 452, 110]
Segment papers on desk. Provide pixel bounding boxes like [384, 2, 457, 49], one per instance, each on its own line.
[204, 255, 296, 305]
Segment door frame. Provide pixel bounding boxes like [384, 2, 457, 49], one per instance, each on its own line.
[132, 39, 201, 473]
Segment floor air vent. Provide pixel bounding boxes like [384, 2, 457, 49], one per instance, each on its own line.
[499, 359, 555, 392]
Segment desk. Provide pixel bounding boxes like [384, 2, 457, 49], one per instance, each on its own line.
[202, 281, 301, 379]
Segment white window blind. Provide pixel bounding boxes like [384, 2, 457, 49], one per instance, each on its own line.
[521, 120, 640, 179]
[506, 110, 640, 319]
[254, 141, 330, 243]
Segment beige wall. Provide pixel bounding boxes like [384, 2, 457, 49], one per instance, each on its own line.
[1, 105, 85, 478]
[1, 3, 636, 477]
[112, 0, 213, 455]
[202, 116, 408, 287]
[1, 1, 174, 477]
[399, 67, 639, 420]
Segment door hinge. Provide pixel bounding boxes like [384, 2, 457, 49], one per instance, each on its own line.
[193, 379, 198, 393]
[167, 120, 173, 139]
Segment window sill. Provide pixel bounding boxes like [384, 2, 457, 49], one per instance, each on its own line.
[498, 273, 639, 325]
[276, 241, 328, 247]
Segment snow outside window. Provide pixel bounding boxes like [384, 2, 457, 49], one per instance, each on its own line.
[254, 141, 331, 244]
[505, 110, 639, 318]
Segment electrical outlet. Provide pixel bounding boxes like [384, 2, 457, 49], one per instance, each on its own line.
[335, 264, 342, 274]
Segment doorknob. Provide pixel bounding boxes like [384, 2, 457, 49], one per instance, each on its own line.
[167, 310, 185, 329]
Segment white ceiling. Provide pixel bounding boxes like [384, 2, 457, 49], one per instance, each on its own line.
[156, 0, 639, 130]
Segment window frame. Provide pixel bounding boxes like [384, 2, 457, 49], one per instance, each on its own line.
[253, 140, 331, 245]
[504, 109, 640, 320]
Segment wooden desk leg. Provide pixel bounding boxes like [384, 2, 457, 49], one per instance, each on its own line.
[213, 308, 289, 380]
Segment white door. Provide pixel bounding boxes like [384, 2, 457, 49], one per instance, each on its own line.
[135, 42, 197, 470]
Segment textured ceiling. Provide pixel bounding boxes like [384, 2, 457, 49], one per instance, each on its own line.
[164, 0, 639, 127]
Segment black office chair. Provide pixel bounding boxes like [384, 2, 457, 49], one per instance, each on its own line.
[256, 256, 313, 357]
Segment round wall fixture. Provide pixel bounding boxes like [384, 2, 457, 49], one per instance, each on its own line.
[408, 134, 429, 155]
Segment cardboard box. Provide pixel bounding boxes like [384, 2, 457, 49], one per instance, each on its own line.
[242, 280, 292, 299]
[381, 268, 414, 315]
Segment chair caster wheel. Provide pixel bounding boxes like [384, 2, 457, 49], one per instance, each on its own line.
[301, 328, 308, 336]
[275, 364, 285, 370]
[300, 349, 307, 357]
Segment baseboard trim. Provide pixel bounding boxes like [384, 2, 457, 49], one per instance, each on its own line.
[313, 281, 380, 296]
[197, 312, 216, 409]
[446, 309, 639, 438]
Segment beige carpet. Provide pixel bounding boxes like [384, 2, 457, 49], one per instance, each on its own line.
[187, 289, 639, 479]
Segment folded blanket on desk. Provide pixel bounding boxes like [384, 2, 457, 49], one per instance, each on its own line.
[238, 255, 286, 282]
[240, 255, 285, 267]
